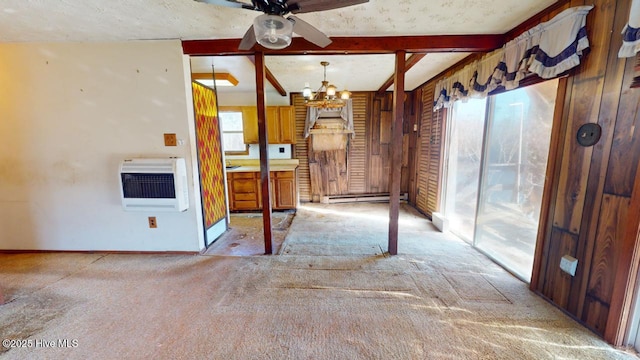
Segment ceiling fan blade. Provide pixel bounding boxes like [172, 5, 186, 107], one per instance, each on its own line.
[194, 0, 255, 11]
[238, 25, 257, 50]
[288, 0, 369, 14]
[287, 15, 332, 48]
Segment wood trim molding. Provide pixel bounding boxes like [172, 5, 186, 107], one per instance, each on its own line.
[246, 56, 287, 97]
[182, 35, 504, 56]
[376, 53, 427, 94]
[530, 77, 570, 292]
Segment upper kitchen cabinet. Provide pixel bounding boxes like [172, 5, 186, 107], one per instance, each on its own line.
[243, 106, 296, 145]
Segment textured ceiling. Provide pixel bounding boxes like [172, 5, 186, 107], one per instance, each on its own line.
[0, 0, 558, 93]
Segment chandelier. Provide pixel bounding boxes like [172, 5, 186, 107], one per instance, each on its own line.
[303, 61, 351, 108]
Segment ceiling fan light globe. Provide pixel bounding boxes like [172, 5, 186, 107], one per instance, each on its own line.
[254, 14, 293, 50]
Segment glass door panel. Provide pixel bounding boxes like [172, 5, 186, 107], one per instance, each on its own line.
[474, 79, 558, 281]
[443, 98, 487, 243]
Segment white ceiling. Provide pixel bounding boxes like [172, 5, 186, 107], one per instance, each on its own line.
[0, 0, 558, 94]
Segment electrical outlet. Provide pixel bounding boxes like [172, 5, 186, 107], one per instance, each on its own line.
[148, 216, 157, 228]
[279, 147, 285, 153]
[560, 255, 578, 276]
[164, 133, 177, 146]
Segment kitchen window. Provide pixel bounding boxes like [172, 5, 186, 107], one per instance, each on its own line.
[219, 108, 249, 155]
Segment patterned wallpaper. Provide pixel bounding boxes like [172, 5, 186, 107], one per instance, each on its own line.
[192, 82, 227, 229]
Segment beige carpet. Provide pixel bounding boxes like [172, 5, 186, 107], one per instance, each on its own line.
[204, 211, 294, 256]
[0, 203, 638, 359]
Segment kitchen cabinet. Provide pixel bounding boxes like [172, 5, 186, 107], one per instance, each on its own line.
[226, 172, 261, 211]
[241, 107, 258, 145]
[242, 106, 296, 144]
[271, 171, 297, 209]
[227, 170, 297, 211]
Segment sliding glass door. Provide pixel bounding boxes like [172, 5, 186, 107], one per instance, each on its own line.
[443, 98, 486, 243]
[443, 79, 559, 281]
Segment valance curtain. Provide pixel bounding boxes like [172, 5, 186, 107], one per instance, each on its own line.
[618, 0, 640, 58]
[434, 5, 593, 111]
[304, 99, 354, 138]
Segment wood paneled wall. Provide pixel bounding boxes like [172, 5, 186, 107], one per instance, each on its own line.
[292, 92, 410, 202]
[403, 0, 640, 343]
[532, 0, 640, 339]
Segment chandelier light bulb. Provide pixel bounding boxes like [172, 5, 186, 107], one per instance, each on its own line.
[268, 28, 278, 44]
[326, 84, 337, 97]
[302, 83, 312, 98]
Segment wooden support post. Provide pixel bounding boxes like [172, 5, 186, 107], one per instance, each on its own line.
[255, 52, 273, 255]
[388, 50, 406, 256]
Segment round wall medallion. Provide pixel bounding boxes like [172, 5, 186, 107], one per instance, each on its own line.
[576, 123, 602, 147]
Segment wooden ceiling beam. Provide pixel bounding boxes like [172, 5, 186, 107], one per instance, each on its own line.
[376, 53, 427, 94]
[182, 34, 504, 56]
[246, 56, 287, 97]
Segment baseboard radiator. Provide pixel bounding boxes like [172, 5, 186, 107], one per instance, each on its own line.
[321, 192, 408, 204]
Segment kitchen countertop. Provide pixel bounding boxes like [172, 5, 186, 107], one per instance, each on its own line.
[225, 159, 299, 173]
[226, 165, 298, 173]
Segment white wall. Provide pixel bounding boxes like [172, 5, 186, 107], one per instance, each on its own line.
[217, 91, 291, 107]
[0, 40, 205, 252]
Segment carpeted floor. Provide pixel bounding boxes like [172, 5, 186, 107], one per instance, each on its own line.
[0, 202, 638, 359]
[204, 211, 295, 256]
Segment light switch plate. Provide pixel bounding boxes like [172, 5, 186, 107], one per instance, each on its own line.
[560, 255, 578, 276]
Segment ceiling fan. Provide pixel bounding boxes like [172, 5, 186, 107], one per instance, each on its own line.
[195, 0, 369, 50]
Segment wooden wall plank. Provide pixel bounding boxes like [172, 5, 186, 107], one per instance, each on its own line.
[582, 296, 610, 335]
[582, 194, 630, 333]
[551, 79, 600, 234]
[542, 228, 578, 309]
[380, 111, 392, 144]
[587, 194, 632, 303]
[604, 57, 640, 197]
[371, 97, 381, 156]
[606, 160, 640, 344]
[401, 134, 410, 192]
[567, 0, 630, 322]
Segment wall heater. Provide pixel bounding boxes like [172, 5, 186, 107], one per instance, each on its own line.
[119, 158, 189, 212]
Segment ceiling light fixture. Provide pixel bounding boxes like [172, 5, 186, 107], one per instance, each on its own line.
[304, 61, 350, 108]
[254, 14, 293, 50]
[192, 72, 239, 87]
